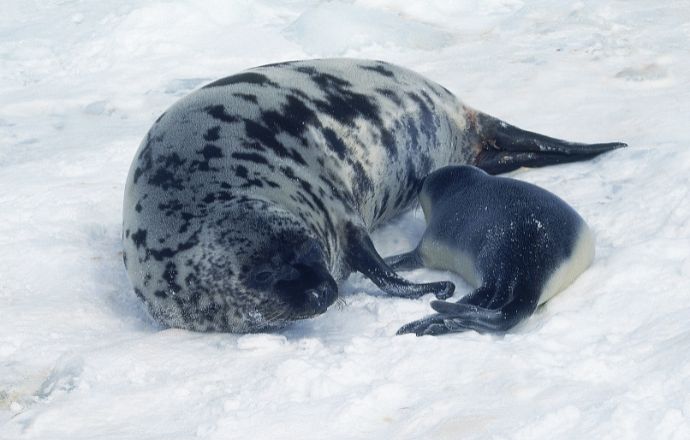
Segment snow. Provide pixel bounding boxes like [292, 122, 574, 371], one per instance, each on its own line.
[1, 0, 690, 438]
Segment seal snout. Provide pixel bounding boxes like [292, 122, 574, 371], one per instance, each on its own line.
[274, 258, 338, 318]
[303, 277, 338, 315]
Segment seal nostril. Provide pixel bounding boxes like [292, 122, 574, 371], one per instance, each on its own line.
[274, 261, 338, 317]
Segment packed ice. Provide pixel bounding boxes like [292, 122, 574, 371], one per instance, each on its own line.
[1, 1, 689, 438]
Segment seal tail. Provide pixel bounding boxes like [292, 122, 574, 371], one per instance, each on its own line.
[472, 112, 627, 174]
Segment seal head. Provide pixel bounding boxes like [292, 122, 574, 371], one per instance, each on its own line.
[218, 200, 338, 328]
[129, 196, 337, 332]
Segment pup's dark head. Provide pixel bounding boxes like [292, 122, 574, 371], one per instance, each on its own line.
[419, 165, 487, 217]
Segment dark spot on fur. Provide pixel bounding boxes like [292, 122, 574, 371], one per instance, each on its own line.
[243, 119, 307, 166]
[231, 152, 269, 166]
[190, 143, 224, 172]
[288, 87, 312, 101]
[322, 128, 347, 160]
[313, 88, 373, 125]
[310, 71, 353, 89]
[376, 88, 402, 106]
[200, 190, 237, 205]
[295, 66, 318, 76]
[131, 229, 147, 249]
[240, 141, 265, 152]
[236, 165, 248, 178]
[158, 199, 184, 216]
[201, 193, 214, 204]
[299, 179, 311, 192]
[379, 129, 397, 158]
[147, 228, 201, 261]
[260, 95, 319, 144]
[408, 92, 436, 141]
[257, 60, 294, 69]
[359, 64, 395, 77]
[133, 134, 158, 184]
[290, 148, 307, 165]
[205, 105, 238, 124]
[404, 116, 419, 148]
[154, 290, 168, 298]
[202, 72, 278, 89]
[415, 89, 431, 106]
[233, 93, 258, 104]
[241, 179, 263, 189]
[351, 161, 373, 199]
[159, 152, 186, 170]
[163, 262, 182, 293]
[179, 212, 195, 233]
[204, 126, 221, 141]
[281, 166, 296, 180]
[149, 167, 184, 190]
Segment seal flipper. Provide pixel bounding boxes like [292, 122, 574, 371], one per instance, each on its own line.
[397, 285, 539, 336]
[384, 250, 423, 271]
[429, 299, 533, 333]
[396, 305, 509, 336]
[474, 113, 627, 174]
[397, 313, 471, 336]
[345, 224, 454, 300]
[454, 286, 495, 307]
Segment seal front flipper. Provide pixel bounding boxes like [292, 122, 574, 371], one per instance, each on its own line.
[344, 223, 454, 300]
[383, 250, 423, 271]
[473, 112, 627, 174]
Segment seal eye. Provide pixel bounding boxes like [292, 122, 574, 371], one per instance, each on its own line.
[253, 270, 273, 284]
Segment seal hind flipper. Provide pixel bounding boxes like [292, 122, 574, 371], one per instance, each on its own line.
[474, 113, 627, 174]
[396, 313, 468, 336]
[454, 286, 495, 307]
[383, 250, 423, 271]
[345, 224, 454, 299]
[396, 292, 538, 336]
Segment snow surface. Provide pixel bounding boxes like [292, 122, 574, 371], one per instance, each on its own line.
[2, 1, 690, 438]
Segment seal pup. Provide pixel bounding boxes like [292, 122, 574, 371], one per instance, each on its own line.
[387, 165, 595, 336]
[122, 58, 623, 333]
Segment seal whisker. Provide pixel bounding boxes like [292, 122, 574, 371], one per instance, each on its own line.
[334, 297, 347, 311]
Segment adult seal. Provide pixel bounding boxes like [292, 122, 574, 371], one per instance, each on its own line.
[122, 58, 624, 333]
[387, 165, 595, 336]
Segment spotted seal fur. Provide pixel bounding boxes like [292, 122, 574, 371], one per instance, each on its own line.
[387, 165, 595, 336]
[122, 58, 624, 332]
